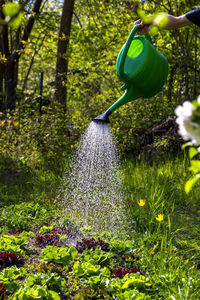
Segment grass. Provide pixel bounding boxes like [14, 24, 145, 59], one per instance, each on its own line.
[122, 154, 200, 259]
[1, 135, 200, 298]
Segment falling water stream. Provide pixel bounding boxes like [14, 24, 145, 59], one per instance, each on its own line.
[62, 121, 128, 233]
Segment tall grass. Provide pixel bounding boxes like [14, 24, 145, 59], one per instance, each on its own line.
[121, 154, 200, 259]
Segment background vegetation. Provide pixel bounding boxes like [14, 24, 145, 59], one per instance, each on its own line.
[0, 0, 200, 298]
[1, 0, 200, 152]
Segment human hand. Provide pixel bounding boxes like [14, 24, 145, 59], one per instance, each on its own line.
[134, 19, 150, 34]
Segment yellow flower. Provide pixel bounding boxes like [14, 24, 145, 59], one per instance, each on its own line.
[150, 251, 155, 256]
[138, 199, 146, 207]
[70, 145, 74, 149]
[156, 214, 164, 222]
[164, 250, 168, 254]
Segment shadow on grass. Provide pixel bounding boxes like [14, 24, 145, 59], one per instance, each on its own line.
[0, 154, 62, 207]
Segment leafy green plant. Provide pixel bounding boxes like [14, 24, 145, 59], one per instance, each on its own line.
[73, 261, 101, 277]
[0, 266, 27, 293]
[40, 246, 78, 266]
[109, 239, 134, 255]
[108, 273, 151, 295]
[25, 272, 66, 292]
[0, 232, 33, 255]
[72, 260, 111, 289]
[184, 146, 200, 194]
[0, 202, 52, 231]
[115, 289, 147, 300]
[11, 286, 60, 300]
[81, 247, 113, 267]
[39, 225, 54, 235]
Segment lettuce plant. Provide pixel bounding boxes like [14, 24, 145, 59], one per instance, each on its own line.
[11, 286, 60, 300]
[75, 238, 109, 253]
[35, 234, 60, 248]
[25, 272, 66, 292]
[73, 261, 110, 278]
[0, 266, 27, 293]
[109, 239, 134, 255]
[108, 273, 151, 295]
[40, 246, 78, 266]
[39, 225, 54, 235]
[0, 231, 33, 255]
[0, 253, 24, 270]
[81, 247, 113, 267]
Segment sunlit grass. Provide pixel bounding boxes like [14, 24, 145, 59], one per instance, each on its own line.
[121, 154, 200, 260]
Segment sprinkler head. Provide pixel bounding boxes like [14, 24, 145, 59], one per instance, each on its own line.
[93, 109, 112, 123]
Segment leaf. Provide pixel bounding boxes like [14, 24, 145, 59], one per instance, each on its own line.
[46, 290, 61, 300]
[182, 142, 193, 150]
[137, 9, 154, 24]
[122, 278, 145, 289]
[185, 174, 200, 194]
[149, 25, 159, 35]
[3, 3, 21, 17]
[153, 14, 169, 29]
[9, 11, 24, 29]
[189, 160, 200, 174]
[189, 147, 199, 159]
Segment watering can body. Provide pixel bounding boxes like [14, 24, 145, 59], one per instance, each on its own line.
[116, 31, 168, 99]
[93, 25, 168, 122]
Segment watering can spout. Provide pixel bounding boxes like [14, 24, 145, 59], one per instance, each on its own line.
[93, 84, 141, 123]
[93, 109, 112, 123]
[108, 83, 141, 113]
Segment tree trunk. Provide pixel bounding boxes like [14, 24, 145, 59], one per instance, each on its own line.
[0, 0, 43, 110]
[55, 0, 75, 109]
[0, 37, 4, 110]
[0, 0, 4, 109]
[5, 58, 15, 110]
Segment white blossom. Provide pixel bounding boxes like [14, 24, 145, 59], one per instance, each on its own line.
[175, 100, 200, 145]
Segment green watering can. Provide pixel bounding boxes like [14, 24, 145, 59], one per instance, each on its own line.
[93, 24, 168, 123]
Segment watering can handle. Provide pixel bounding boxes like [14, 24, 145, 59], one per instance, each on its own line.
[118, 25, 139, 82]
[118, 25, 152, 82]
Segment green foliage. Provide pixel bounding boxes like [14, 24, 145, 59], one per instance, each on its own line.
[39, 225, 54, 235]
[0, 2, 200, 298]
[40, 245, 78, 266]
[25, 273, 66, 292]
[185, 147, 200, 194]
[73, 261, 110, 278]
[116, 289, 147, 300]
[2, 2, 24, 29]
[0, 202, 52, 231]
[3, 2, 21, 18]
[108, 273, 151, 295]
[109, 239, 134, 255]
[0, 0, 199, 154]
[0, 232, 33, 255]
[81, 247, 113, 267]
[11, 286, 60, 300]
[0, 266, 27, 293]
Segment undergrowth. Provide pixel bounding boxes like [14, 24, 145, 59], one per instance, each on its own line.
[0, 110, 200, 298]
